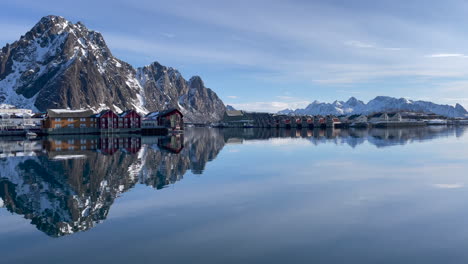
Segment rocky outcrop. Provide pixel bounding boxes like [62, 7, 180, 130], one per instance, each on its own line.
[0, 15, 226, 123]
[136, 63, 226, 123]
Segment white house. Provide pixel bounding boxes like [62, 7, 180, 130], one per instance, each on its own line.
[0, 108, 33, 116]
[349, 114, 368, 123]
[388, 113, 402, 122]
[369, 113, 389, 123]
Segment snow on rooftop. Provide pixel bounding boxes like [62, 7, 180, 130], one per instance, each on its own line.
[49, 109, 90, 113]
[52, 155, 87, 160]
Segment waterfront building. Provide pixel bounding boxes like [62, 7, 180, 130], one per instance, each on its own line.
[96, 110, 119, 129]
[119, 110, 142, 129]
[43, 109, 97, 134]
[369, 113, 389, 123]
[145, 109, 184, 130]
[222, 110, 254, 128]
[0, 108, 33, 116]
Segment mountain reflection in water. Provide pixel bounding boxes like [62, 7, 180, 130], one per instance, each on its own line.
[0, 126, 466, 237]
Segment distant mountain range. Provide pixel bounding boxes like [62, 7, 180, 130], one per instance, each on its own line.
[0, 15, 226, 123]
[278, 96, 468, 118]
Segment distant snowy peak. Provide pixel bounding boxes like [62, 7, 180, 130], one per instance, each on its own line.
[278, 108, 293, 115]
[281, 96, 468, 118]
[226, 105, 237, 111]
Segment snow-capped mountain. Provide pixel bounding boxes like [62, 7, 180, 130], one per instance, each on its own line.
[280, 96, 468, 118]
[0, 15, 225, 123]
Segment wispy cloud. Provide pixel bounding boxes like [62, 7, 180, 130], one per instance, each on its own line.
[344, 40, 403, 51]
[345, 40, 375, 49]
[432, 183, 464, 189]
[162, 32, 175, 38]
[226, 95, 238, 99]
[276, 95, 299, 100]
[426, 53, 468, 58]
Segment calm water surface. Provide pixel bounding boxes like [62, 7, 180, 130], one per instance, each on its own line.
[1, 127, 468, 263]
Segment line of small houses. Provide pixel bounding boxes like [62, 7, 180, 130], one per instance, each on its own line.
[0, 108, 184, 135]
[218, 112, 468, 129]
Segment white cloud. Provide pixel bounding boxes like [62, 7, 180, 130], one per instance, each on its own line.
[432, 183, 464, 189]
[426, 53, 468, 58]
[162, 32, 175, 38]
[275, 95, 301, 100]
[344, 40, 375, 49]
[344, 40, 403, 51]
[226, 95, 238, 99]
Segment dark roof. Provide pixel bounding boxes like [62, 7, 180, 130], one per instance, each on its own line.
[93, 110, 117, 118]
[371, 113, 385, 118]
[388, 113, 400, 118]
[119, 110, 140, 117]
[160, 108, 183, 117]
[146, 108, 183, 119]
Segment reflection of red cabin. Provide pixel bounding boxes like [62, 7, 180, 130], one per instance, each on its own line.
[319, 118, 325, 124]
[98, 137, 142, 155]
[158, 135, 184, 153]
[307, 118, 313, 124]
[97, 110, 119, 129]
[119, 110, 141, 128]
[99, 137, 119, 155]
[123, 137, 141, 153]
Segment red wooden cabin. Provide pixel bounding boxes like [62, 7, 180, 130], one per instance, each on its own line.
[97, 110, 119, 129]
[119, 110, 141, 129]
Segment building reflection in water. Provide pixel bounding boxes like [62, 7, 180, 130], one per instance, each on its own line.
[0, 126, 466, 237]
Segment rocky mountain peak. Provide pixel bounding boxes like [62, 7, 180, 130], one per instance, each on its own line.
[0, 15, 226, 123]
[188, 76, 204, 90]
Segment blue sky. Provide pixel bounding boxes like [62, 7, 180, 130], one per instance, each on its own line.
[2, 0, 468, 112]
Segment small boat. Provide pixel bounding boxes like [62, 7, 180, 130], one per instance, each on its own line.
[425, 119, 447, 126]
[25, 132, 38, 138]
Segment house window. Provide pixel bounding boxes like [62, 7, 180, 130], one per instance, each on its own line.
[68, 124, 74, 128]
[68, 139, 75, 144]
[80, 118, 86, 122]
[80, 124, 87, 128]
[55, 124, 61, 128]
[55, 118, 61, 121]
[68, 118, 74, 122]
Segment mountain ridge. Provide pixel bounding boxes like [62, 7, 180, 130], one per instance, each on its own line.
[0, 15, 226, 123]
[279, 96, 468, 118]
